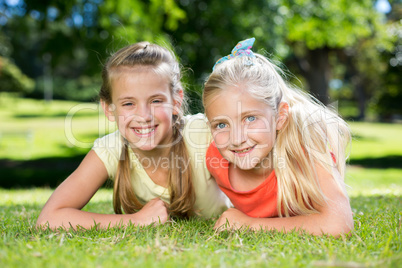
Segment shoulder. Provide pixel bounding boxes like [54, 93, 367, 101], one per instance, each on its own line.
[206, 141, 221, 162]
[93, 130, 122, 149]
[92, 130, 122, 178]
[183, 113, 209, 131]
[182, 113, 212, 150]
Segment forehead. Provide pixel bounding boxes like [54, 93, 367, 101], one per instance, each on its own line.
[110, 66, 171, 99]
[205, 85, 272, 118]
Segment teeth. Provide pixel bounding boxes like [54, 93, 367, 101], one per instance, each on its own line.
[235, 147, 252, 153]
[134, 128, 155, 134]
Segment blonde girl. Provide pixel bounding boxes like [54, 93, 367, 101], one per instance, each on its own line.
[203, 38, 353, 236]
[37, 42, 229, 229]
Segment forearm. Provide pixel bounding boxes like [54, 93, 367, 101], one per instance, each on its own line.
[37, 208, 141, 230]
[246, 212, 354, 237]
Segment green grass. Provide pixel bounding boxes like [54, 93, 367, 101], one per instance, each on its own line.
[0, 96, 401, 267]
[349, 122, 402, 160]
[0, 189, 400, 267]
[0, 94, 115, 160]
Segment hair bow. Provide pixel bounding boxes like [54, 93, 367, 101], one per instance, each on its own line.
[212, 37, 256, 70]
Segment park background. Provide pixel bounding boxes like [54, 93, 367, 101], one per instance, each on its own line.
[0, 0, 401, 267]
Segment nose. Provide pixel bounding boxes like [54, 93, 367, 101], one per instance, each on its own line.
[135, 104, 153, 122]
[230, 124, 247, 147]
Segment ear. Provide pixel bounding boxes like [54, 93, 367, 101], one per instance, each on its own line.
[172, 89, 184, 115]
[101, 100, 116, 122]
[276, 102, 289, 131]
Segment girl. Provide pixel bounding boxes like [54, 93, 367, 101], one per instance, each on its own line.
[37, 42, 229, 229]
[203, 38, 354, 236]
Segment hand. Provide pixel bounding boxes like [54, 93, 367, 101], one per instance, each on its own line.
[131, 198, 169, 226]
[214, 208, 251, 231]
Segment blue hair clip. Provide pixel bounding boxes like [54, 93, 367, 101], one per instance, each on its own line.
[213, 37, 256, 70]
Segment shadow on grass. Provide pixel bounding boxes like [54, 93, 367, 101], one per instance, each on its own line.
[349, 155, 402, 169]
[13, 111, 98, 118]
[0, 154, 86, 188]
[2, 152, 401, 188]
[351, 133, 378, 142]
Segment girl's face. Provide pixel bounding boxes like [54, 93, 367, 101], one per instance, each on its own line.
[103, 67, 181, 152]
[206, 85, 281, 171]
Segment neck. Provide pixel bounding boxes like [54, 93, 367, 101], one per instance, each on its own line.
[131, 143, 171, 160]
[249, 152, 275, 177]
[130, 127, 175, 160]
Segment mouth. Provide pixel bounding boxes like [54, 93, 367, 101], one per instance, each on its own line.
[132, 125, 157, 136]
[231, 145, 256, 155]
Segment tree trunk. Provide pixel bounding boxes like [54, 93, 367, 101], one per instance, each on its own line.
[304, 48, 331, 105]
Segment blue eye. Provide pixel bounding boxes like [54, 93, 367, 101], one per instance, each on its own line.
[123, 103, 133, 106]
[216, 123, 227, 129]
[245, 116, 256, 123]
[151, 99, 163, 104]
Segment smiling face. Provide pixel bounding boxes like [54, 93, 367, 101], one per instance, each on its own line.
[102, 67, 180, 152]
[206, 85, 281, 171]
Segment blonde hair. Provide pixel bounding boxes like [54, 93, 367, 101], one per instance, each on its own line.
[203, 54, 351, 217]
[100, 42, 195, 217]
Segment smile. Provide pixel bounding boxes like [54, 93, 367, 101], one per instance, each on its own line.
[231, 145, 256, 155]
[132, 126, 157, 136]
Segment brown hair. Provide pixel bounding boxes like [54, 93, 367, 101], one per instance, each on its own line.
[100, 42, 195, 217]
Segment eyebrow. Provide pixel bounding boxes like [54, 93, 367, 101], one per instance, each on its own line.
[241, 109, 263, 116]
[149, 93, 168, 99]
[209, 117, 229, 125]
[210, 110, 263, 122]
[117, 96, 135, 101]
[117, 94, 168, 101]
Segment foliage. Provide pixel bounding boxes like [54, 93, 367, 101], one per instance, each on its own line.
[0, 56, 35, 94]
[0, 0, 400, 116]
[172, 0, 397, 111]
[0, 0, 186, 101]
[31, 75, 101, 102]
[283, 0, 378, 49]
[374, 19, 402, 119]
[170, 0, 282, 83]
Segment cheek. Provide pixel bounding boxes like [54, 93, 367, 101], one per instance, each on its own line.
[153, 106, 173, 121]
[213, 131, 230, 148]
[114, 109, 135, 124]
[246, 120, 274, 139]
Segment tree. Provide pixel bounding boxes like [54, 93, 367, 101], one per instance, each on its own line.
[172, 0, 393, 114]
[0, 0, 186, 100]
[281, 0, 392, 106]
[373, 0, 402, 120]
[0, 56, 35, 94]
[168, 0, 283, 113]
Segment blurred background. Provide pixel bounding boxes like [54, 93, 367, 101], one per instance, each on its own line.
[0, 0, 401, 189]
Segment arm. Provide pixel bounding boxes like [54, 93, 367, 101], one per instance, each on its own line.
[214, 164, 354, 237]
[36, 150, 168, 230]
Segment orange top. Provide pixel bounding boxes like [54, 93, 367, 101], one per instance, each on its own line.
[206, 142, 279, 218]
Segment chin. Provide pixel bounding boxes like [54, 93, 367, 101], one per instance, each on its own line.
[136, 144, 159, 151]
[230, 157, 257, 170]
[233, 163, 258, 171]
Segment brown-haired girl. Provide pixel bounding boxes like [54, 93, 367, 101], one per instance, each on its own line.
[37, 42, 229, 229]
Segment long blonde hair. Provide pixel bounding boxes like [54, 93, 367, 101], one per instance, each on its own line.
[100, 42, 195, 217]
[203, 54, 351, 217]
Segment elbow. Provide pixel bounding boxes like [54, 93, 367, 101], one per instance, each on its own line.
[36, 213, 51, 229]
[327, 221, 354, 238]
[323, 213, 354, 238]
[36, 209, 62, 230]
[338, 215, 354, 237]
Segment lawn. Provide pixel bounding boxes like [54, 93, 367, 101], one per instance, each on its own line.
[0, 96, 401, 267]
